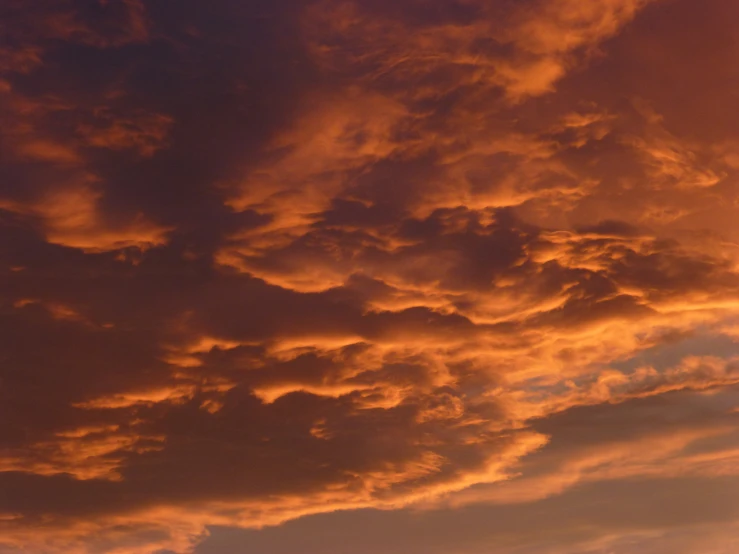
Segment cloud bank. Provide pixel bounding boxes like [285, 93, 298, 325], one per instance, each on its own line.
[2, 0, 739, 552]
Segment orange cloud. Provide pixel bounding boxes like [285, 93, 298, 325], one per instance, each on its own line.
[77, 109, 174, 157]
[3, 0, 739, 552]
[4, 184, 171, 252]
[305, 0, 655, 100]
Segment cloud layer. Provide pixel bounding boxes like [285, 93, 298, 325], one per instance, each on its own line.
[2, 0, 739, 553]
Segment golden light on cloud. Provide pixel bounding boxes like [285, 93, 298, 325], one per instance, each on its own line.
[2, 0, 739, 553]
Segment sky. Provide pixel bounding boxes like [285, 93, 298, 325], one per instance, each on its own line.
[1, 0, 739, 552]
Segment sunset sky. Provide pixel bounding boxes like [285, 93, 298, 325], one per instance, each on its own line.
[2, 0, 739, 552]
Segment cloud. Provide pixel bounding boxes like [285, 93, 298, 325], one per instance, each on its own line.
[2, 0, 739, 553]
[304, 0, 656, 100]
[0, 33, 173, 252]
[76, 109, 174, 157]
[195, 386, 736, 554]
